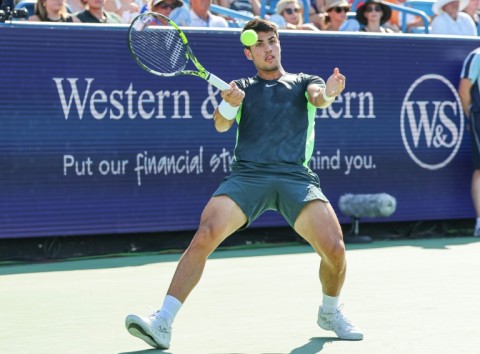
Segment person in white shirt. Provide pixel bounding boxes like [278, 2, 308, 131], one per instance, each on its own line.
[189, 0, 229, 27]
[431, 0, 477, 36]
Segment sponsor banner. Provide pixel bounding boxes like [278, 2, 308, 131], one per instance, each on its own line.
[0, 24, 478, 238]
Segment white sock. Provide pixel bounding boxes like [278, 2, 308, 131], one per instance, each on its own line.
[322, 294, 339, 314]
[475, 217, 480, 229]
[157, 295, 182, 327]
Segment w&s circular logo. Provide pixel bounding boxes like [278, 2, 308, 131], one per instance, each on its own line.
[401, 74, 464, 170]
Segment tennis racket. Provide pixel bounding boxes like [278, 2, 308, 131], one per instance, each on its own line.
[127, 12, 230, 91]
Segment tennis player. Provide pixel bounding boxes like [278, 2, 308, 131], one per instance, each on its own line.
[459, 47, 480, 237]
[125, 18, 363, 349]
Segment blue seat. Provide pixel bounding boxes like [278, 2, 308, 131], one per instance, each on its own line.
[210, 3, 254, 27]
[350, 0, 362, 11]
[402, 0, 434, 33]
[15, 0, 36, 17]
[404, 0, 435, 17]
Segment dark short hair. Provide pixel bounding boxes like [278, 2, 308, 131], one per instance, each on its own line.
[241, 18, 279, 47]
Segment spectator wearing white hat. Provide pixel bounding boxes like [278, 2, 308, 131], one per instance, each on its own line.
[431, 0, 477, 35]
[149, 0, 190, 26]
[149, 0, 182, 14]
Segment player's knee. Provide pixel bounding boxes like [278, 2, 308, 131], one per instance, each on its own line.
[188, 224, 222, 257]
[322, 238, 346, 267]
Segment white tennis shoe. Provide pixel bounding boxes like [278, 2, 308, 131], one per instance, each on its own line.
[317, 305, 364, 340]
[125, 312, 172, 349]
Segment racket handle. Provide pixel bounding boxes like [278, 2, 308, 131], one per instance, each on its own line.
[207, 73, 231, 90]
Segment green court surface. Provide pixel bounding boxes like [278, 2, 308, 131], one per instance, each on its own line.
[1, 237, 479, 354]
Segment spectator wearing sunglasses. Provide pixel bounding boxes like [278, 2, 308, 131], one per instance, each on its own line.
[149, 0, 190, 26]
[431, 0, 477, 35]
[356, 0, 394, 32]
[269, 0, 320, 30]
[150, 0, 181, 14]
[317, 0, 350, 30]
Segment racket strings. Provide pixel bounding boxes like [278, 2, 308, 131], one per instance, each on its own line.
[130, 23, 188, 75]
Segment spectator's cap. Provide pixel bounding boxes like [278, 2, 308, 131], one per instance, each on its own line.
[432, 0, 467, 15]
[355, 0, 391, 25]
[275, 0, 301, 14]
[152, 0, 184, 8]
[325, 0, 350, 11]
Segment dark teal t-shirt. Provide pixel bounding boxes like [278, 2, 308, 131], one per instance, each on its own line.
[461, 47, 480, 113]
[233, 73, 325, 169]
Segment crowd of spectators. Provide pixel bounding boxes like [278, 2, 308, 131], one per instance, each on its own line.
[10, 0, 480, 35]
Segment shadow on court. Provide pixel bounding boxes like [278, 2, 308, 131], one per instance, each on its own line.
[119, 338, 340, 354]
[119, 350, 172, 354]
[1, 236, 479, 276]
[118, 337, 340, 354]
[289, 337, 341, 354]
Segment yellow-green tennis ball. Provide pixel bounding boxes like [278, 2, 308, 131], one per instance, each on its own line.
[241, 30, 258, 47]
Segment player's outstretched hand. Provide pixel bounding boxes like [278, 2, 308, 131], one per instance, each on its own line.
[221, 82, 245, 107]
[325, 68, 346, 98]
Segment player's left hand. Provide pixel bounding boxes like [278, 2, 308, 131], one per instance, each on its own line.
[221, 82, 245, 107]
[325, 68, 346, 97]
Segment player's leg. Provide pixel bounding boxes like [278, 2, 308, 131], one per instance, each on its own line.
[125, 195, 247, 349]
[167, 195, 247, 302]
[293, 200, 363, 340]
[471, 170, 480, 236]
[293, 200, 345, 297]
[471, 112, 480, 236]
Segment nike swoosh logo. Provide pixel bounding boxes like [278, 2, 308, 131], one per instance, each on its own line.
[265, 83, 278, 87]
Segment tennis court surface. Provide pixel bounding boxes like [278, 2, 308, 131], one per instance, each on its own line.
[1, 236, 479, 354]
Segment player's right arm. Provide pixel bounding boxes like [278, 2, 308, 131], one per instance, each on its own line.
[213, 82, 245, 132]
[459, 51, 480, 119]
[458, 78, 472, 118]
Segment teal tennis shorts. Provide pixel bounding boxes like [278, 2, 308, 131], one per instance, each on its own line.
[212, 164, 329, 229]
